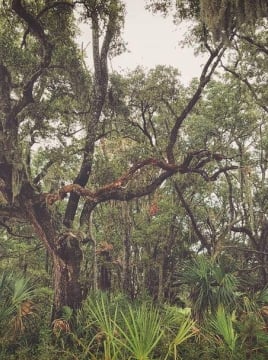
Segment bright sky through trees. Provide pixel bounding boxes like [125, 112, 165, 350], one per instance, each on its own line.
[79, 0, 205, 84]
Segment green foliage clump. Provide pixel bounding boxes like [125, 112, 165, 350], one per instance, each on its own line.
[1, 288, 268, 359]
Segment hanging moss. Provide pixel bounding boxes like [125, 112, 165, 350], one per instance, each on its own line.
[200, 0, 268, 40]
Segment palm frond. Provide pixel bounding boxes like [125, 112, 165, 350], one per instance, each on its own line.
[116, 304, 163, 360]
[210, 305, 237, 353]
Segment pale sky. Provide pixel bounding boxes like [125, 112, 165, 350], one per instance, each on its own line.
[79, 0, 205, 84]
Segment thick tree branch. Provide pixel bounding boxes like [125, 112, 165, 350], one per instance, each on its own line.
[47, 158, 179, 205]
[231, 225, 258, 248]
[21, 1, 75, 47]
[223, 171, 236, 221]
[79, 169, 174, 227]
[100, 0, 119, 81]
[23, 200, 58, 255]
[73, 147, 238, 253]
[63, 3, 121, 227]
[50, 149, 238, 229]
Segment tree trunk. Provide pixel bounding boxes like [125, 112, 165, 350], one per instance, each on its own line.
[51, 233, 83, 320]
[23, 198, 83, 320]
[98, 251, 112, 292]
[158, 215, 178, 302]
[158, 260, 164, 302]
[121, 202, 134, 298]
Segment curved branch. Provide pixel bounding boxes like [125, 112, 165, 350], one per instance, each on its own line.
[189, 165, 239, 182]
[231, 225, 258, 248]
[63, 2, 121, 227]
[238, 34, 268, 55]
[11, 0, 53, 116]
[166, 43, 226, 163]
[47, 157, 179, 206]
[223, 171, 236, 221]
[21, 1, 75, 47]
[33, 159, 54, 185]
[50, 149, 238, 230]
[221, 63, 268, 113]
[0, 220, 34, 239]
[174, 181, 211, 254]
[178, 150, 238, 180]
[79, 170, 174, 227]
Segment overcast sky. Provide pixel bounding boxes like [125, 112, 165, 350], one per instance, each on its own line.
[80, 0, 205, 84]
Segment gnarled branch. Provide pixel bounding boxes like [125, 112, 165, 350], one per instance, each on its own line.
[47, 150, 238, 228]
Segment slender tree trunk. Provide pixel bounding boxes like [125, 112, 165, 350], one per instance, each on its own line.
[98, 251, 112, 292]
[158, 215, 178, 302]
[158, 260, 164, 302]
[121, 202, 134, 298]
[88, 212, 98, 291]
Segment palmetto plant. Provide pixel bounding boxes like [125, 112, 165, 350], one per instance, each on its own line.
[181, 255, 238, 320]
[0, 272, 36, 337]
[0, 272, 14, 324]
[210, 305, 237, 354]
[116, 304, 163, 360]
[164, 314, 196, 360]
[75, 292, 121, 359]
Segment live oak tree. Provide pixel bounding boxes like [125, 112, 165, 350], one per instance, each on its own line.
[0, 0, 263, 320]
[0, 0, 125, 319]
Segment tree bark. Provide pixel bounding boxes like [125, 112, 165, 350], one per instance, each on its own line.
[121, 202, 134, 298]
[22, 198, 83, 320]
[52, 234, 83, 319]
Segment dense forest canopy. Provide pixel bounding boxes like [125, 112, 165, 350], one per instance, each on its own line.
[0, 0, 268, 359]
